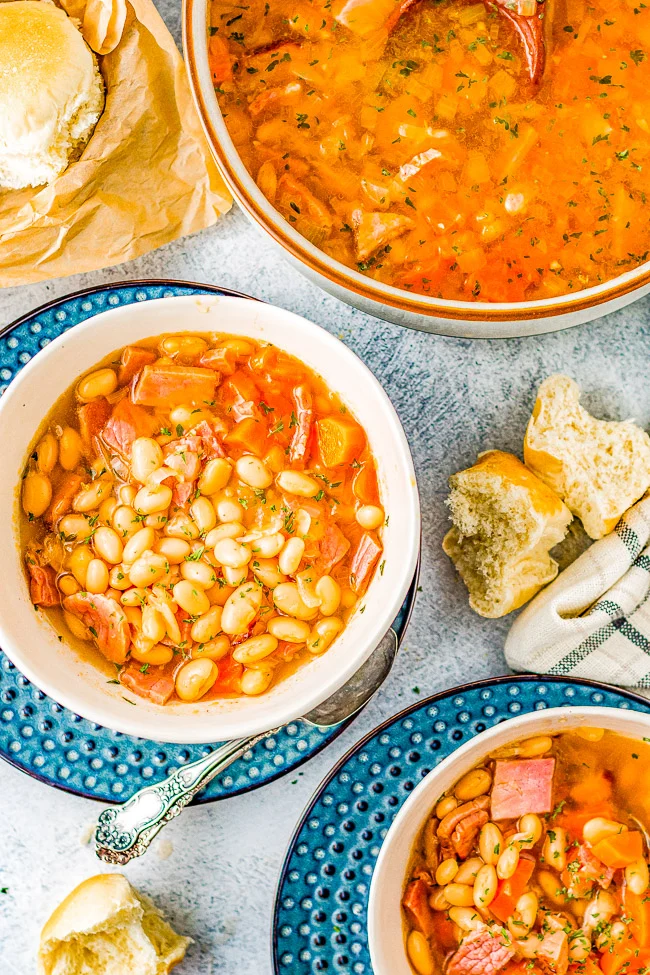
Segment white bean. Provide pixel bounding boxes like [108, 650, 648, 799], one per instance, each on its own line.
[173, 580, 210, 616]
[190, 497, 217, 534]
[356, 504, 384, 530]
[232, 634, 278, 664]
[190, 606, 223, 644]
[315, 576, 341, 616]
[214, 537, 252, 569]
[134, 484, 172, 515]
[236, 455, 273, 489]
[93, 527, 123, 565]
[123, 527, 155, 565]
[241, 666, 273, 696]
[251, 558, 287, 589]
[276, 470, 320, 497]
[131, 437, 163, 483]
[267, 617, 310, 643]
[165, 512, 200, 540]
[248, 532, 285, 558]
[198, 458, 232, 495]
[221, 582, 263, 634]
[278, 537, 305, 575]
[181, 559, 218, 589]
[273, 582, 319, 621]
[307, 617, 343, 654]
[86, 558, 109, 594]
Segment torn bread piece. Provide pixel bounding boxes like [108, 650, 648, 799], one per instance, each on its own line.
[443, 449, 572, 618]
[524, 374, 650, 539]
[38, 874, 190, 975]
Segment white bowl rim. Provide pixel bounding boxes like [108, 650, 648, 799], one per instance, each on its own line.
[0, 290, 420, 743]
[184, 2, 650, 327]
[367, 701, 650, 975]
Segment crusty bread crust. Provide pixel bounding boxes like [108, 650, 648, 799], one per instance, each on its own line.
[524, 375, 650, 539]
[443, 449, 572, 618]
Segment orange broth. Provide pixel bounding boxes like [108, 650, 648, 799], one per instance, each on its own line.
[209, 0, 650, 302]
[19, 334, 384, 707]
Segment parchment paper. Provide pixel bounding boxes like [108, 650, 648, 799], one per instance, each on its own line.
[0, 0, 231, 287]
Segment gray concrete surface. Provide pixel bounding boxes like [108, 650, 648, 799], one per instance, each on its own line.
[1, 3, 650, 972]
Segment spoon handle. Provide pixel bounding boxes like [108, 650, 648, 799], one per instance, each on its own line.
[94, 729, 277, 864]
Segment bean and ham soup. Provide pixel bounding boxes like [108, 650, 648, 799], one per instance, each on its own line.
[209, 0, 650, 302]
[20, 333, 384, 706]
[403, 729, 650, 975]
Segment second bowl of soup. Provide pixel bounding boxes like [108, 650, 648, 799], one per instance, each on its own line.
[0, 292, 419, 743]
[369, 705, 650, 975]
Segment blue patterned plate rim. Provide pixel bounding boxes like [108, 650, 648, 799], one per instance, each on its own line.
[271, 675, 650, 974]
[0, 280, 419, 804]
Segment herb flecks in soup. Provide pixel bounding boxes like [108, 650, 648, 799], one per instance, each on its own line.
[21, 334, 383, 706]
[210, 0, 650, 302]
[402, 729, 650, 975]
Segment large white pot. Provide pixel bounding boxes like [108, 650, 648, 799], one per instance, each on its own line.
[184, 0, 650, 338]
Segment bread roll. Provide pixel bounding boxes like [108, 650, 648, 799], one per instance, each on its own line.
[0, 2, 105, 190]
[443, 449, 572, 618]
[38, 874, 190, 975]
[524, 374, 650, 539]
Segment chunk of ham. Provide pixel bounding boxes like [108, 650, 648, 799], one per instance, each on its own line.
[193, 420, 226, 459]
[27, 562, 60, 607]
[78, 397, 113, 451]
[402, 878, 435, 938]
[447, 927, 515, 975]
[438, 796, 490, 860]
[63, 592, 130, 664]
[45, 473, 84, 525]
[118, 346, 157, 385]
[352, 209, 414, 262]
[164, 435, 202, 481]
[171, 481, 195, 510]
[563, 844, 614, 897]
[132, 364, 217, 408]
[491, 759, 555, 821]
[101, 398, 159, 459]
[120, 664, 175, 705]
[289, 384, 313, 465]
[248, 81, 302, 116]
[320, 523, 351, 574]
[535, 931, 569, 975]
[199, 347, 236, 376]
[519, 931, 569, 975]
[349, 531, 382, 594]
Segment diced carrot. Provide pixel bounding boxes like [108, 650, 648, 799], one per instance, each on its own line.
[209, 655, 244, 695]
[568, 960, 601, 975]
[352, 462, 380, 505]
[78, 397, 112, 451]
[557, 803, 615, 839]
[571, 772, 612, 806]
[132, 364, 217, 408]
[208, 33, 233, 84]
[599, 943, 650, 975]
[591, 831, 644, 869]
[349, 531, 382, 594]
[118, 346, 157, 385]
[101, 398, 159, 458]
[225, 416, 268, 456]
[429, 909, 457, 952]
[277, 174, 333, 229]
[490, 857, 535, 922]
[317, 416, 366, 468]
[221, 370, 260, 408]
[46, 473, 84, 525]
[624, 889, 650, 948]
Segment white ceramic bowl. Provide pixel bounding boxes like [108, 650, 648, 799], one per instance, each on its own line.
[0, 293, 419, 744]
[368, 704, 650, 975]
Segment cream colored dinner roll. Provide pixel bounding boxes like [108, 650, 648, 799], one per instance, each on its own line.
[0, 2, 105, 190]
[443, 449, 572, 618]
[38, 874, 190, 975]
[524, 374, 650, 539]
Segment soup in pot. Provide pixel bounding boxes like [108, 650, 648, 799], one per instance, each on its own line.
[210, 0, 650, 302]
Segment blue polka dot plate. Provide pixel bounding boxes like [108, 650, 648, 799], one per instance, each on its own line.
[0, 280, 418, 803]
[272, 675, 650, 974]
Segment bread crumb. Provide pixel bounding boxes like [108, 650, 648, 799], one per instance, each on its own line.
[155, 839, 174, 860]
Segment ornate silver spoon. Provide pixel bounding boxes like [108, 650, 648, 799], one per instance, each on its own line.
[95, 627, 399, 864]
